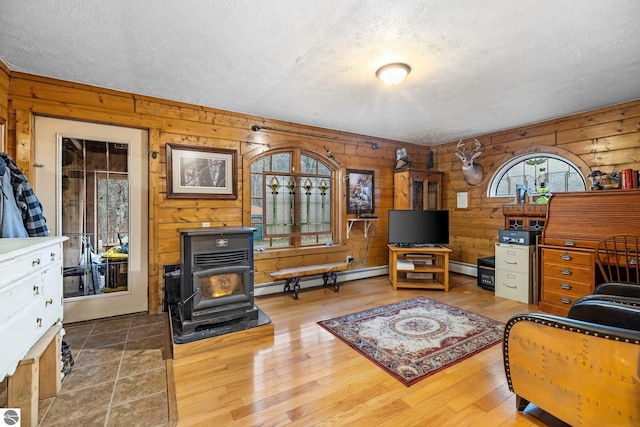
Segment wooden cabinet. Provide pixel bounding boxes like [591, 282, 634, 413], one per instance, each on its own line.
[0, 237, 67, 379]
[388, 244, 451, 291]
[394, 169, 443, 210]
[502, 203, 547, 230]
[538, 189, 640, 316]
[0, 236, 67, 427]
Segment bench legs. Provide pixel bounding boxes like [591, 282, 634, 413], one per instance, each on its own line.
[282, 272, 340, 300]
[284, 277, 301, 300]
[323, 272, 340, 293]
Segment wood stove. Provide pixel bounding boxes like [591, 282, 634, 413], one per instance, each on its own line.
[169, 226, 270, 343]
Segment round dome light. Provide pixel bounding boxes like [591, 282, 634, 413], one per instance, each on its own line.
[376, 63, 411, 85]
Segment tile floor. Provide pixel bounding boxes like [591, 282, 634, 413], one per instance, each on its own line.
[35, 312, 174, 426]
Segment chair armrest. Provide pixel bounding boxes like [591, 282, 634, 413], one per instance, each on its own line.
[503, 313, 640, 425]
[568, 298, 640, 330]
[595, 282, 640, 298]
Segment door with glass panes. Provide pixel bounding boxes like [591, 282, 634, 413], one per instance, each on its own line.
[34, 117, 148, 322]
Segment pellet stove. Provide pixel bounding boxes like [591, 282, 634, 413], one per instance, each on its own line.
[168, 226, 270, 343]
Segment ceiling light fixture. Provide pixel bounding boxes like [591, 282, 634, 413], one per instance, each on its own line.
[376, 63, 411, 85]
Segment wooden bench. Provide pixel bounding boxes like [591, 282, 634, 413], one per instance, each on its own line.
[270, 262, 349, 300]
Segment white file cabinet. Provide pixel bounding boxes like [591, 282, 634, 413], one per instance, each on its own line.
[495, 243, 534, 304]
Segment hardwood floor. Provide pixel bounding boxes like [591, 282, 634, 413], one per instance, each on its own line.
[170, 273, 569, 427]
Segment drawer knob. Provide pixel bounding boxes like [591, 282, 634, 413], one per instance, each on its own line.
[33, 285, 40, 295]
[560, 298, 572, 305]
[45, 298, 53, 306]
[564, 240, 576, 246]
[560, 283, 573, 290]
[36, 318, 42, 327]
[560, 253, 572, 261]
[560, 269, 572, 275]
[32, 258, 41, 266]
[50, 252, 56, 261]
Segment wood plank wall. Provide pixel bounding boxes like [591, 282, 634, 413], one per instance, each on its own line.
[0, 62, 9, 153]
[4, 70, 428, 314]
[1, 62, 638, 314]
[432, 101, 640, 266]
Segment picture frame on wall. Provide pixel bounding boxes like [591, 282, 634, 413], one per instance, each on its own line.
[346, 169, 375, 215]
[166, 144, 237, 199]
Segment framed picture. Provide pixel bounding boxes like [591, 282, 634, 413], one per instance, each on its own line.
[346, 169, 375, 215]
[166, 144, 237, 199]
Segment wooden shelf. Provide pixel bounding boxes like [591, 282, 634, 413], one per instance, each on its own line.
[346, 217, 378, 239]
[388, 244, 451, 291]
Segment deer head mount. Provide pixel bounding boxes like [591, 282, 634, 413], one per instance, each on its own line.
[455, 139, 484, 186]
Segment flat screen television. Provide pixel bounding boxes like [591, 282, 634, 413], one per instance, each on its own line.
[388, 209, 450, 247]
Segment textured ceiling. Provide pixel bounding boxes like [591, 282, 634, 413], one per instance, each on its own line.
[2, 1, 640, 145]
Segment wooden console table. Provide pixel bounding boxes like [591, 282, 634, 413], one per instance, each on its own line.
[388, 244, 452, 291]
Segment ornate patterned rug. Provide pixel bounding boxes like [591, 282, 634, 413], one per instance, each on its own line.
[317, 296, 504, 386]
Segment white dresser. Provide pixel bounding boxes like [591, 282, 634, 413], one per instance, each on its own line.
[0, 236, 67, 380]
[495, 243, 535, 304]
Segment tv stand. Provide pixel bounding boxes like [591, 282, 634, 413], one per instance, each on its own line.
[388, 244, 452, 291]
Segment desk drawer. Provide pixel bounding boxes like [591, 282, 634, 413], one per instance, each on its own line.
[541, 248, 593, 267]
[541, 263, 593, 284]
[541, 276, 592, 298]
[541, 288, 585, 310]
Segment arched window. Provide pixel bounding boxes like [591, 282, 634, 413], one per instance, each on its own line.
[250, 149, 336, 249]
[489, 153, 586, 197]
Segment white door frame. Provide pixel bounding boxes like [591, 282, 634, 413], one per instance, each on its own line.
[35, 117, 148, 322]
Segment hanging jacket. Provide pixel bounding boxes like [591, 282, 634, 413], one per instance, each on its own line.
[0, 162, 29, 238]
[0, 153, 49, 237]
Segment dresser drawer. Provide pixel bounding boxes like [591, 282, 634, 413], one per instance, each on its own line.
[0, 273, 41, 321]
[541, 248, 593, 267]
[0, 243, 62, 288]
[0, 251, 44, 288]
[0, 298, 44, 378]
[495, 270, 531, 304]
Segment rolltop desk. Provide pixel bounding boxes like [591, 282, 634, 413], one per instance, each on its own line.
[538, 189, 640, 316]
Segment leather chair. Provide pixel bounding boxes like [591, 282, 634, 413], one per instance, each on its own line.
[503, 283, 640, 426]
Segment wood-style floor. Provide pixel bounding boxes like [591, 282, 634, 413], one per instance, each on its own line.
[170, 273, 569, 427]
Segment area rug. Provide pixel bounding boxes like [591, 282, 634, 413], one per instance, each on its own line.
[317, 296, 504, 386]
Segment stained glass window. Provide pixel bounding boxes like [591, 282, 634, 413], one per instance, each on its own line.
[250, 150, 334, 249]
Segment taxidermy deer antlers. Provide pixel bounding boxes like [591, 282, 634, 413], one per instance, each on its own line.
[455, 139, 484, 186]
